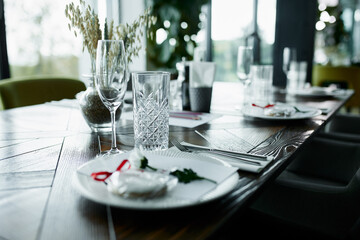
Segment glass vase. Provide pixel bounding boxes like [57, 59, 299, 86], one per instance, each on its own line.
[76, 75, 122, 133]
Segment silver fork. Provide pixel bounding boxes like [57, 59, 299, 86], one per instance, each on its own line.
[170, 139, 262, 166]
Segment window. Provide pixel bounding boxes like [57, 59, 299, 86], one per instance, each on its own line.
[211, 0, 276, 82]
[4, 0, 82, 78]
[257, 0, 276, 63]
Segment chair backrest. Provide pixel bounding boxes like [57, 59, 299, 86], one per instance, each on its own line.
[312, 65, 360, 108]
[327, 113, 360, 135]
[287, 136, 360, 185]
[0, 76, 86, 110]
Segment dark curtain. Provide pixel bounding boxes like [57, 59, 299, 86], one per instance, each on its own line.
[272, 0, 317, 87]
[0, 0, 10, 79]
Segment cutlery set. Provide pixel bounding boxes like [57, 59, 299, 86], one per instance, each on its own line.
[170, 139, 273, 167]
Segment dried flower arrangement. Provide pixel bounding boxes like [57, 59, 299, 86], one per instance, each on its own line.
[64, 0, 156, 131]
[65, 0, 156, 76]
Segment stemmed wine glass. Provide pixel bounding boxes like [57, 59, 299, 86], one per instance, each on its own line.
[95, 40, 128, 155]
[282, 47, 297, 80]
[236, 46, 253, 106]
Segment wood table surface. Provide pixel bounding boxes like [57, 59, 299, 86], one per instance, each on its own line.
[0, 82, 353, 240]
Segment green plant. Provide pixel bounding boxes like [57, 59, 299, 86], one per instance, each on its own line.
[146, 0, 209, 72]
[317, 4, 349, 47]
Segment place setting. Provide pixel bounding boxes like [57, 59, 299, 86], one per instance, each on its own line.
[242, 102, 322, 120]
[288, 84, 351, 98]
[73, 148, 239, 210]
[72, 70, 239, 210]
[71, 62, 276, 210]
[233, 48, 323, 121]
[282, 48, 351, 99]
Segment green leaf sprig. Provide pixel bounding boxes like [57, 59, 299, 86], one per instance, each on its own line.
[138, 156, 158, 171]
[293, 106, 310, 113]
[170, 168, 216, 184]
[129, 149, 216, 184]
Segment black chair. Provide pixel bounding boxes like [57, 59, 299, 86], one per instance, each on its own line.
[249, 136, 360, 239]
[319, 113, 360, 143]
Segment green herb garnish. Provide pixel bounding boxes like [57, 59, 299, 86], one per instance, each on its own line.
[129, 149, 216, 184]
[293, 106, 309, 113]
[170, 168, 216, 184]
[139, 157, 157, 171]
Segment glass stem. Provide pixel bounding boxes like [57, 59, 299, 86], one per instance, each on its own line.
[110, 108, 117, 152]
[243, 82, 250, 106]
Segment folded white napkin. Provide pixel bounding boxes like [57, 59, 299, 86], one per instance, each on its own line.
[263, 105, 295, 117]
[189, 61, 216, 88]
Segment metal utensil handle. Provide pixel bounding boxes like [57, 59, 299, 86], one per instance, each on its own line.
[203, 151, 261, 166]
[171, 139, 261, 166]
[184, 145, 270, 161]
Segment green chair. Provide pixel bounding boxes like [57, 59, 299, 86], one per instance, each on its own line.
[0, 76, 86, 110]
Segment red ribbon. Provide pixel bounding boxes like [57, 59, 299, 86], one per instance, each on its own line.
[252, 103, 275, 109]
[91, 159, 131, 182]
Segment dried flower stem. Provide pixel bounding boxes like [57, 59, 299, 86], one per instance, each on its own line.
[115, 8, 156, 63]
[65, 0, 104, 75]
[65, 0, 156, 75]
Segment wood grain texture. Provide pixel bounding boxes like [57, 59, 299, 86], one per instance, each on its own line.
[0, 144, 63, 174]
[0, 170, 54, 191]
[0, 137, 63, 160]
[0, 188, 50, 240]
[39, 133, 110, 240]
[250, 120, 323, 159]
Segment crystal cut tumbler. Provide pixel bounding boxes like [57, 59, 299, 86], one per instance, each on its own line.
[132, 72, 170, 151]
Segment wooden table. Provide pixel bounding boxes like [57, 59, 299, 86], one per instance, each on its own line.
[0, 82, 353, 240]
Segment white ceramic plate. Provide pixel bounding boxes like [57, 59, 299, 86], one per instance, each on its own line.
[290, 87, 346, 97]
[242, 104, 322, 120]
[72, 150, 239, 210]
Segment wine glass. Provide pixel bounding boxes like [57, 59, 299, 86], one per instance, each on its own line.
[236, 46, 253, 106]
[283, 47, 297, 78]
[95, 40, 128, 155]
[283, 47, 297, 93]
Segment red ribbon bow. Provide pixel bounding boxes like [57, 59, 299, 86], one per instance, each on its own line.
[251, 103, 275, 109]
[90, 159, 131, 182]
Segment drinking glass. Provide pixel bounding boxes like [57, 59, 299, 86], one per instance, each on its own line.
[287, 61, 308, 93]
[95, 40, 128, 155]
[236, 46, 253, 106]
[132, 71, 170, 151]
[237, 46, 253, 85]
[283, 47, 297, 80]
[250, 65, 273, 104]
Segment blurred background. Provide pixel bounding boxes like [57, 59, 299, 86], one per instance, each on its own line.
[1, 0, 358, 83]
